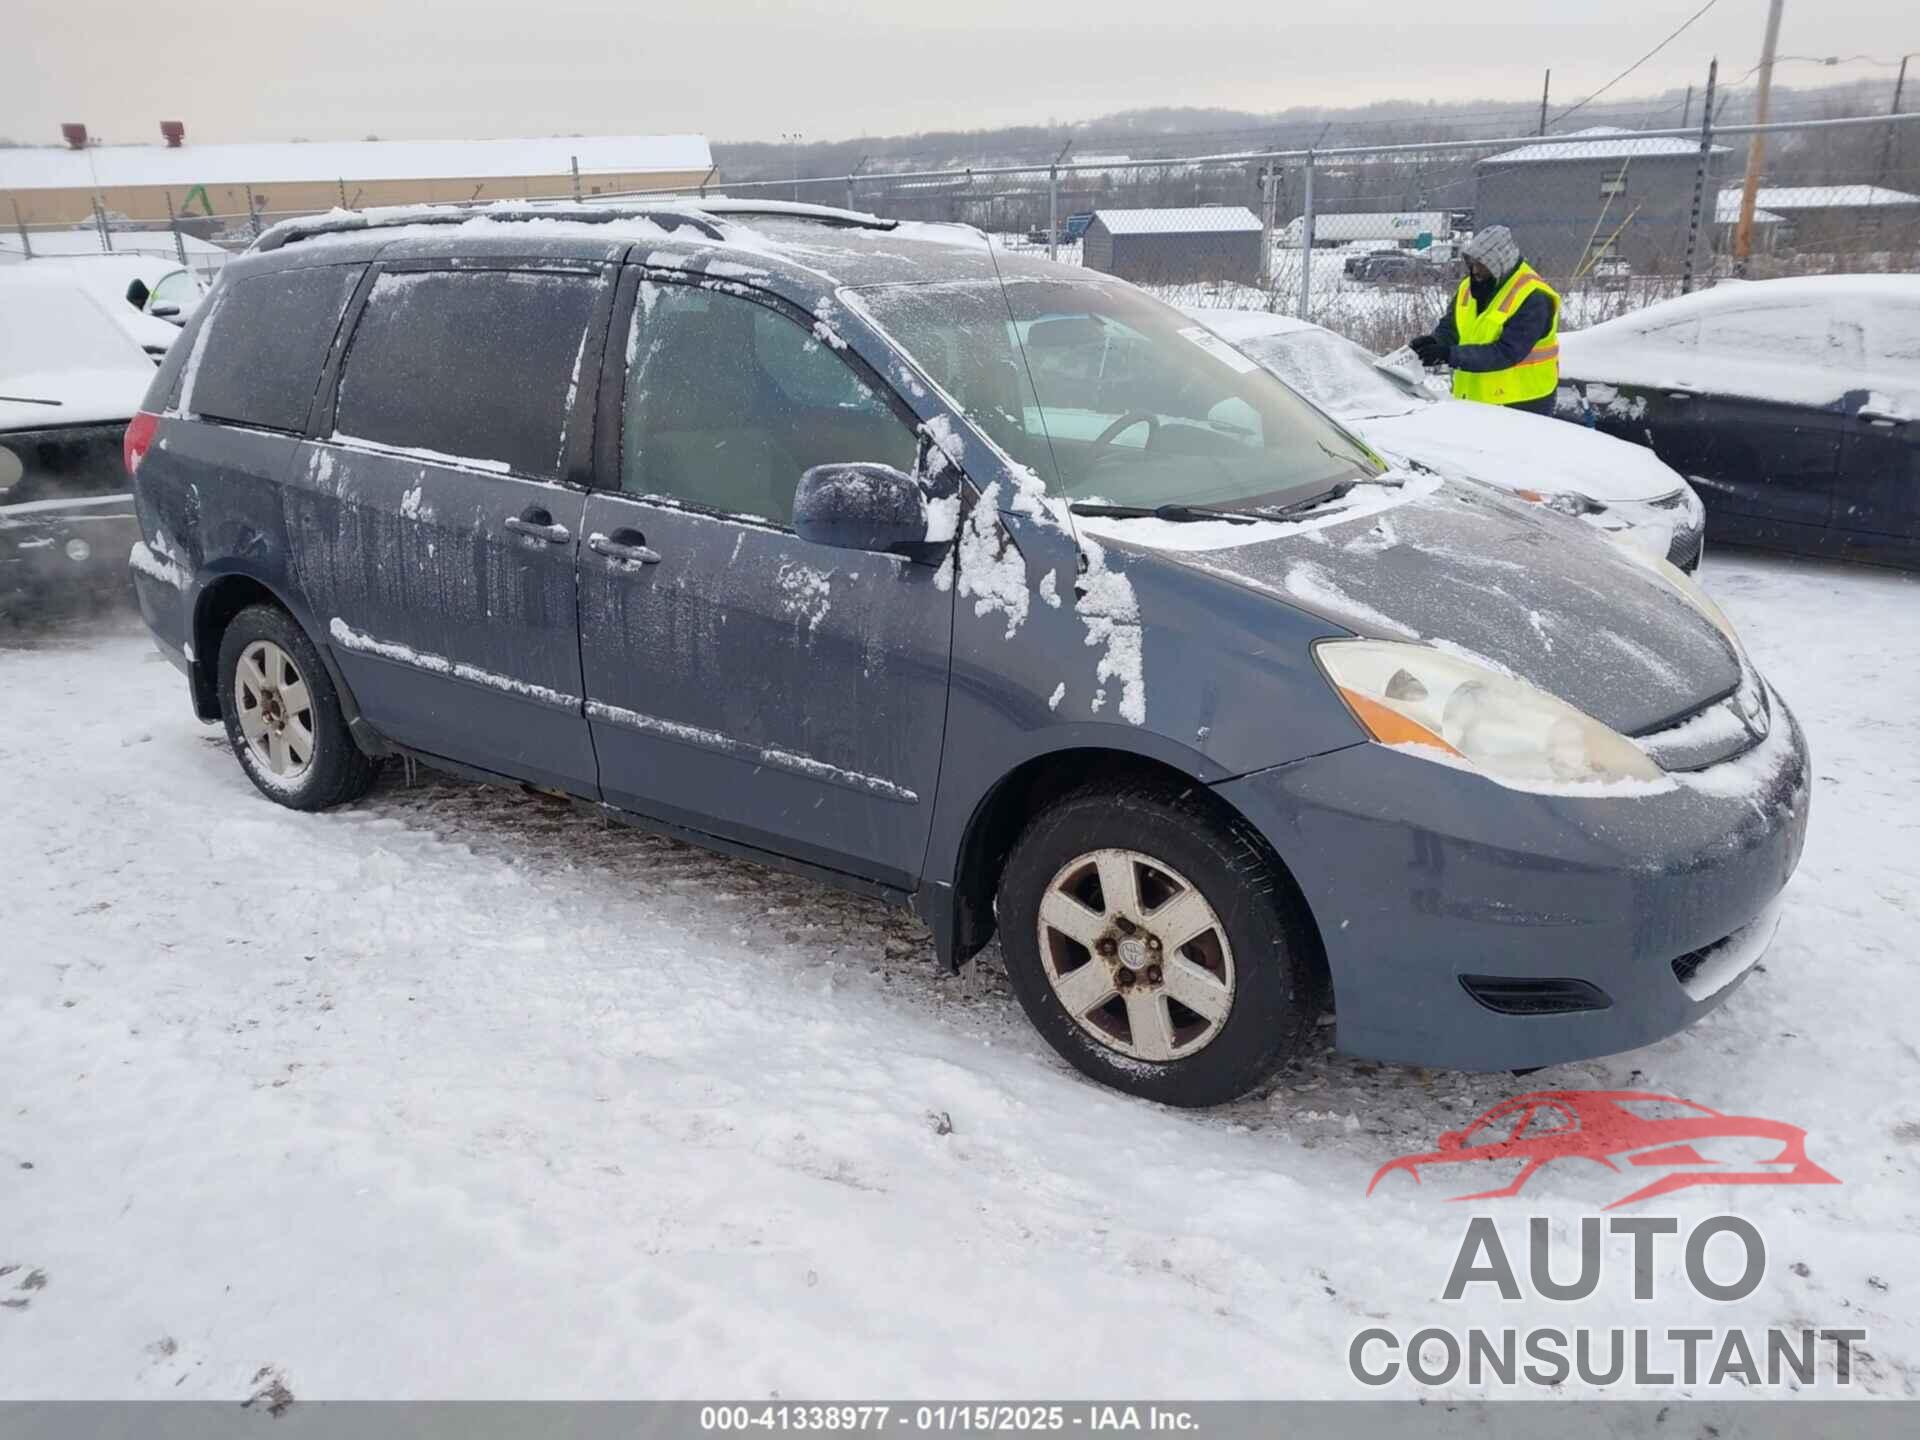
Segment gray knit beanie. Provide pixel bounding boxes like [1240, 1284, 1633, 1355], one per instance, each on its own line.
[1462, 225, 1521, 278]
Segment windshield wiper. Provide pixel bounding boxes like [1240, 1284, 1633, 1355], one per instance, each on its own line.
[1068, 502, 1258, 525]
[0, 394, 64, 407]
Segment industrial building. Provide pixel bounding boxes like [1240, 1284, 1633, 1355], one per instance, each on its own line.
[1082, 206, 1263, 285]
[1474, 127, 1729, 280]
[1715, 183, 1920, 252]
[1, 129, 714, 226]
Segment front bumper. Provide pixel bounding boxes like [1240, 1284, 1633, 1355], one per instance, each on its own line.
[1216, 682, 1809, 1071]
[0, 501, 141, 618]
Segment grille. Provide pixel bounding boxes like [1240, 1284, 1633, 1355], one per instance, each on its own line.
[1459, 975, 1613, 1017]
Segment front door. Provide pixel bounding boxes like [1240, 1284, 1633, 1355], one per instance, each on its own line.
[1600, 302, 1846, 553]
[578, 273, 954, 888]
[1833, 297, 1920, 559]
[288, 261, 613, 793]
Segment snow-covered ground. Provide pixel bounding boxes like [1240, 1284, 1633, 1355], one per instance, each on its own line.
[3, 551, 1918, 1402]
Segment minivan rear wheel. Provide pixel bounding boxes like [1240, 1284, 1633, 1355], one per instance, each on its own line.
[997, 783, 1316, 1107]
[217, 603, 376, 811]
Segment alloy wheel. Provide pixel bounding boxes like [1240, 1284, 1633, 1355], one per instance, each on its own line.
[234, 639, 315, 780]
[1036, 848, 1236, 1062]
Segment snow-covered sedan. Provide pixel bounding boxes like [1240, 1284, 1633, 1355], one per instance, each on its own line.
[1556, 275, 1919, 570]
[1, 266, 154, 619]
[1188, 307, 1707, 570]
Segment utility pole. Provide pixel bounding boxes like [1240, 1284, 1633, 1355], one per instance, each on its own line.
[782, 132, 803, 202]
[1731, 0, 1785, 274]
[1539, 69, 1552, 135]
[1875, 55, 1909, 190]
[1682, 58, 1718, 294]
[1682, 83, 1693, 128]
[1047, 138, 1071, 261]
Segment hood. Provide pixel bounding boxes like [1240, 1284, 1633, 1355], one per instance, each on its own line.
[1354, 399, 1684, 504]
[0, 367, 148, 430]
[1105, 477, 1739, 736]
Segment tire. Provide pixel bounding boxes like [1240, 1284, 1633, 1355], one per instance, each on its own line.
[997, 782, 1316, 1107]
[217, 602, 376, 811]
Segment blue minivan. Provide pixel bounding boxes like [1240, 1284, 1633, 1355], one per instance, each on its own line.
[127, 201, 1809, 1106]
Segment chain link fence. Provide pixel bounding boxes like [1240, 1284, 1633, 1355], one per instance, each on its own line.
[660, 110, 1920, 352]
[7, 112, 1915, 355]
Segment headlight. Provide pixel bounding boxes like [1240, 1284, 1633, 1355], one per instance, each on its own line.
[1608, 536, 1742, 655]
[1315, 639, 1668, 791]
[1513, 487, 1605, 518]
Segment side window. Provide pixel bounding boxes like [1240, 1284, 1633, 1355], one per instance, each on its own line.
[1697, 305, 1827, 357]
[186, 264, 363, 431]
[334, 268, 601, 478]
[150, 270, 197, 310]
[620, 281, 918, 526]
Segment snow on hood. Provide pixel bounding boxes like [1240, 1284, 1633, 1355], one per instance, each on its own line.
[1, 366, 149, 430]
[1355, 399, 1686, 504]
[1085, 475, 1739, 736]
[2, 269, 157, 428]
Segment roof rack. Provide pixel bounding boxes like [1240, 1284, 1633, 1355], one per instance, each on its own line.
[651, 197, 898, 231]
[251, 199, 729, 253]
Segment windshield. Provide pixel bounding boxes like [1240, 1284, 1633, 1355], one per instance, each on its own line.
[855, 274, 1380, 509]
[1236, 329, 1430, 420]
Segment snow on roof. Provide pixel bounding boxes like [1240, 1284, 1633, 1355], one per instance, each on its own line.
[0, 134, 713, 193]
[1482, 126, 1728, 165]
[1714, 184, 1920, 212]
[0, 227, 232, 261]
[1092, 206, 1262, 236]
[1711, 194, 1785, 225]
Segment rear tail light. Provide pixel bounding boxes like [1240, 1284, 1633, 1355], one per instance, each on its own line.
[124, 410, 159, 477]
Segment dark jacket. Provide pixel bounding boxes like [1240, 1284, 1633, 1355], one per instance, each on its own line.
[1426, 264, 1555, 374]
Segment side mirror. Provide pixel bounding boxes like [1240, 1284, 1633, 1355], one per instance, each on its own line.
[125, 279, 151, 308]
[794, 463, 931, 555]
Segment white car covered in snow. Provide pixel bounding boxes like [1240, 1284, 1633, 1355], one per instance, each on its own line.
[1187, 307, 1707, 570]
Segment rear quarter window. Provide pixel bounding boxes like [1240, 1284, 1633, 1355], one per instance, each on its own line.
[184, 265, 364, 431]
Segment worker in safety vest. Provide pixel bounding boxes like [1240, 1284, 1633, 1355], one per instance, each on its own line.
[1406, 226, 1561, 416]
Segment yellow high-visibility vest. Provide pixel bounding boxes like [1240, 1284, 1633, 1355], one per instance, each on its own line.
[1450, 263, 1561, 406]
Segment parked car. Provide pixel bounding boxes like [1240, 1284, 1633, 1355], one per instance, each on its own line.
[1187, 307, 1706, 568]
[1, 266, 153, 620]
[1343, 251, 1448, 287]
[34, 255, 194, 360]
[1557, 275, 1920, 570]
[129, 201, 1806, 1106]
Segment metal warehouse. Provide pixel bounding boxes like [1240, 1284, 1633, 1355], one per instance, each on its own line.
[1474, 127, 1730, 281]
[1082, 206, 1264, 285]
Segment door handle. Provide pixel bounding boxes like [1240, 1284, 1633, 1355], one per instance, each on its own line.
[1666, 389, 1697, 402]
[506, 509, 571, 544]
[1858, 409, 1906, 426]
[589, 530, 662, 565]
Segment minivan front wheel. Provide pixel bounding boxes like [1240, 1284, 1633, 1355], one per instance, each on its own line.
[217, 603, 376, 811]
[998, 784, 1316, 1107]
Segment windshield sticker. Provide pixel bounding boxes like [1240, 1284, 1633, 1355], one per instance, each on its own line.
[1177, 325, 1260, 374]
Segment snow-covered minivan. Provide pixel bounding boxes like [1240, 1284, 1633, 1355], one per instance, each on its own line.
[128, 201, 1809, 1106]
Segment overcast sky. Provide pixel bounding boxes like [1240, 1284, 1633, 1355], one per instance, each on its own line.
[4, 0, 1909, 147]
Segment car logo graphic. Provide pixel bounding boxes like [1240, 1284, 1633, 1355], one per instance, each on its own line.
[1367, 1090, 1839, 1210]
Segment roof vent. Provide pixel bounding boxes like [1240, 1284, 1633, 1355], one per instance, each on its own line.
[160, 121, 185, 148]
[61, 123, 89, 150]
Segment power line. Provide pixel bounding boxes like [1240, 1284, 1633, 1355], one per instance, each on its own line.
[1550, 0, 1724, 127]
